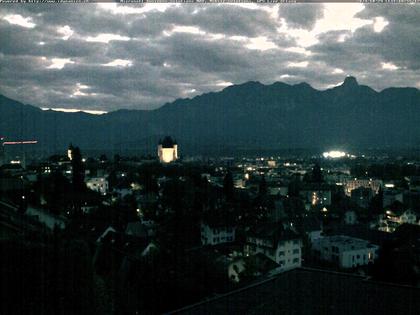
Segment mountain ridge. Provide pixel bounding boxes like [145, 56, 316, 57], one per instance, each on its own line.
[1, 77, 419, 155]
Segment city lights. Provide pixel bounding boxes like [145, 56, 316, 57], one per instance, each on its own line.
[322, 150, 346, 159]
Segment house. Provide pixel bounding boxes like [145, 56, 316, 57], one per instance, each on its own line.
[379, 208, 418, 232]
[94, 229, 157, 277]
[201, 222, 236, 246]
[299, 183, 332, 207]
[244, 222, 302, 271]
[228, 253, 279, 283]
[343, 178, 382, 196]
[312, 235, 379, 268]
[25, 207, 67, 230]
[301, 216, 323, 243]
[85, 177, 109, 195]
[125, 221, 149, 238]
[406, 176, 420, 191]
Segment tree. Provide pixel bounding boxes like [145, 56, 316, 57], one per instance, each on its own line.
[259, 175, 267, 196]
[368, 186, 383, 217]
[311, 162, 323, 183]
[99, 154, 108, 163]
[71, 146, 85, 193]
[223, 171, 234, 201]
[71, 146, 86, 216]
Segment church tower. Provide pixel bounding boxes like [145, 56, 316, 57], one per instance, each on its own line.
[158, 136, 178, 163]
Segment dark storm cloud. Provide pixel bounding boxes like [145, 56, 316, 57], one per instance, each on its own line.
[309, 4, 420, 90]
[0, 4, 418, 112]
[126, 5, 278, 38]
[279, 4, 324, 30]
[354, 5, 420, 70]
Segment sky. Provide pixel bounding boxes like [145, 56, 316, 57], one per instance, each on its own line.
[0, 3, 419, 113]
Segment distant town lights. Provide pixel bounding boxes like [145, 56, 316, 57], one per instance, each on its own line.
[322, 150, 346, 159]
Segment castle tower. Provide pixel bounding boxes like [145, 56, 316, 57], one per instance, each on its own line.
[158, 136, 178, 163]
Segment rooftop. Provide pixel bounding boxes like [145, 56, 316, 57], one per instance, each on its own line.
[248, 222, 300, 246]
[171, 267, 420, 315]
[316, 235, 377, 251]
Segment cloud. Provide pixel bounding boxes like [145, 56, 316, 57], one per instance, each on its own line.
[279, 4, 324, 30]
[3, 14, 36, 28]
[0, 3, 418, 112]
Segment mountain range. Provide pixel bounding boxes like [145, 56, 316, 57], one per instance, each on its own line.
[1, 76, 419, 156]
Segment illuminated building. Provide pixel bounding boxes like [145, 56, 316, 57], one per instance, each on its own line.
[312, 235, 378, 268]
[299, 183, 332, 206]
[67, 143, 74, 161]
[343, 178, 382, 196]
[323, 150, 346, 159]
[85, 177, 109, 195]
[158, 136, 178, 163]
[378, 209, 417, 233]
[267, 160, 276, 168]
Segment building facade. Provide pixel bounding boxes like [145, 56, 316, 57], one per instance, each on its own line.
[158, 136, 178, 163]
[201, 223, 236, 246]
[300, 184, 332, 207]
[245, 223, 302, 271]
[312, 235, 378, 268]
[343, 178, 382, 196]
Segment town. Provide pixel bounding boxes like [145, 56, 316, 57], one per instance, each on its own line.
[1, 136, 419, 314]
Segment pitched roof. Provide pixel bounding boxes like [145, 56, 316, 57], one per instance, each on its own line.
[248, 222, 300, 246]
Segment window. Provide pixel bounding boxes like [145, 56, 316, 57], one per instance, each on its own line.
[279, 251, 285, 256]
[293, 249, 299, 254]
[279, 260, 285, 265]
[293, 258, 299, 263]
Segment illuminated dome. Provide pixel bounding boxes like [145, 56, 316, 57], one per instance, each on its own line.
[159, 136, 177, 148]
